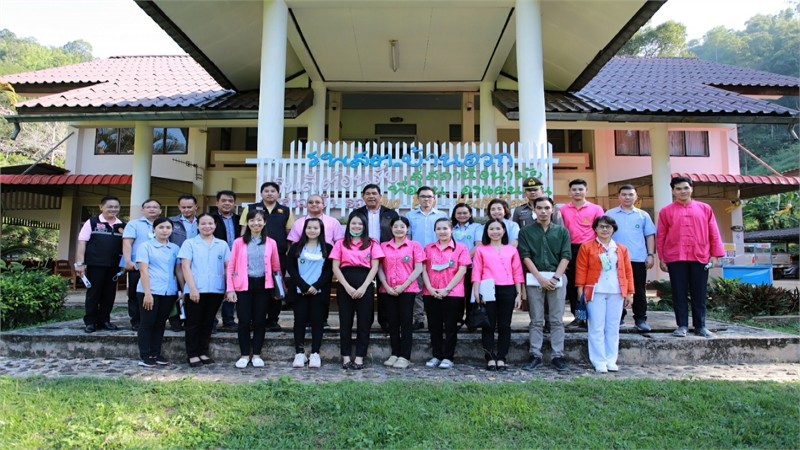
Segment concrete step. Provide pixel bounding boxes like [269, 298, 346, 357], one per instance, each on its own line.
[2, 311, 797, 366]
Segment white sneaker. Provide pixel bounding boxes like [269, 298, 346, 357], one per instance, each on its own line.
[393, 357, 410, 369]
[425, 357, 441, 367]
[235, 356, 250, 369]
[384, 355, 399, 367]
[251, 356, 265, 368]
[309, 353, 321, 368]
[292, 353, 308, 368]
[595, 365, 608, 373]
[607, 363, 619, 372]
[439, 359, 454, 369]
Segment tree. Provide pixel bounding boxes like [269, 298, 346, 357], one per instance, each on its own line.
[618, 21, 693, 57]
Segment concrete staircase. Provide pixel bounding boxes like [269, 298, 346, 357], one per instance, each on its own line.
[2, 311, 798, 366]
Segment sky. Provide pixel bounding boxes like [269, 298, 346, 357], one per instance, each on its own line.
[0, 0, 795, 58]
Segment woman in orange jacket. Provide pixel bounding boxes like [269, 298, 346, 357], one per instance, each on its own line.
[575, 216, 634, 373]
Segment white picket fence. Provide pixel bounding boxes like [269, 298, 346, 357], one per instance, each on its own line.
[247, 141, 556, 219]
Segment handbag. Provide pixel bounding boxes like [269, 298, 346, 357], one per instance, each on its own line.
[272, 271, 287, 301]
[469, 303, 491, 329]
[575, 292, 588, 321]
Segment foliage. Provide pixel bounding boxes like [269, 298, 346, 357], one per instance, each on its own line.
[688, 8, 800, 77]
[0, 29, 93, 76]
[0, 224, 58, 261]
[645, 279, 672, 308]
[0, 377, 798, 449]
[618, 20, 693, 57]
[0, 265, 68, 329]
[708, 276, 799, 318]
[742, 191, 799, 232]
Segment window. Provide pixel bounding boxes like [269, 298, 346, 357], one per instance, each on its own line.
[615, 130, 708, 157]
[449, 124, 480, 142]
[94, 128, 189, 155]
[95, 128, 134, 154]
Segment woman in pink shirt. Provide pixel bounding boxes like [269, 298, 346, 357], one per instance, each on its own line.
[330, 212, 384, 370]
[377, 216, 425, 369]
[422, 218, 471, 369]
[472, 219, 524, 371]
[226, 210, 281, 369]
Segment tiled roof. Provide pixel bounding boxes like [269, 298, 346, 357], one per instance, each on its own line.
[675, 172, 800, 187]
[578, 57, 799, 115]
[0, 174, 132, 185]
[4, 55, 229, 109]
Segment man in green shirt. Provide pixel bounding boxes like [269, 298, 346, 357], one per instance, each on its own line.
[517, 196, 571, 372]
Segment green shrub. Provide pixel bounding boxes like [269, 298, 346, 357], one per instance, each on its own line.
[708, 276, 799, 318]
[0, 266, 68, 329]
[646, 279, 672, 308]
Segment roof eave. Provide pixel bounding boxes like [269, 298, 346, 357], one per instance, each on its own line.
[567, 0, 667, 92]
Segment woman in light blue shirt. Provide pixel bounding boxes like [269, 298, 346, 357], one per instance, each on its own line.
[179, 213, 231, 367]
[451, 203, 483, 330]
[135, 217, 183, 368]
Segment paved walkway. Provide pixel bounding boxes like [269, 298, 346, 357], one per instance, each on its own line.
[1, 356, 798, 384]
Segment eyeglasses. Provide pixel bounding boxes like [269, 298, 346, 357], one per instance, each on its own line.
[596, 225, 614, 230]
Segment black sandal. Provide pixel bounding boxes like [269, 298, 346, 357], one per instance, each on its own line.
[486, 360, 497, 371]
[342, 361, 354, 370]
[496, 360, 507, 372]
[352, 362, 364, 370]
[199, 357, 215, 365]
[187, 358, 202, 368]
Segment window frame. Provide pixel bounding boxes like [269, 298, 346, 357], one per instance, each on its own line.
[614, 130, 709, 157]
[94, 127, 189, 155]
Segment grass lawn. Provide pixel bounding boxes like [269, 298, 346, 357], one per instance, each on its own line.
[1, 377, 797, 448]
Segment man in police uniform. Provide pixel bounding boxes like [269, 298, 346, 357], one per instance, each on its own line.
[240, 181, 295, 331]
[511, 176, 562, 228]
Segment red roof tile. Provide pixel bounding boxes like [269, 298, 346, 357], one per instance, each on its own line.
[0, 174, 132, 185]
[674, 172, 800, 187]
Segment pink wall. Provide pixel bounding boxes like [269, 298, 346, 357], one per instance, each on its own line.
[596, 126, 740, 184]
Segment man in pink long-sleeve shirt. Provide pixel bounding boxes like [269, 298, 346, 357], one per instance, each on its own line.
[656, 176, 725, 338]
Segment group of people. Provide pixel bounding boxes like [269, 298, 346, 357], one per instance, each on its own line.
[75, 175, 724, 373]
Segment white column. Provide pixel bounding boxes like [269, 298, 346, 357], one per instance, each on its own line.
[257, 0, 288, 189]
[130, 122, 153, 220]
[479, 81, 496, 143]
[308, 80, 326, 143]
[515, 0, 547, 157]
[462, 92, 475, 142]
[650, 124, 672, 213]
[56, 194, 74, 260]
[328, 91, 342, 142]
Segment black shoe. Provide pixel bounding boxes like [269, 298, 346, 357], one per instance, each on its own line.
[102, 322, 119, 331]
[543, 322, 551, 333]
[154, 356, 169, 366]
[566, 319, 586, 329]
[413, 321, 425, 330]
[496, 361, 508, 372]
[169, 324, 184, 332]
[188, 359, 202, 368]
[222, 323, 238, 332]
[634, 320, 652, 332]
[521, 355, 542, 371]
[323, 321, 332, 332]
[84, 324, 96, 333]
[551, 357, 568, 372]
[266, 323, 282, 332]
[138, 357, 157, 368]
[131, 324, 139, 331]
[199, 357, 215, 365]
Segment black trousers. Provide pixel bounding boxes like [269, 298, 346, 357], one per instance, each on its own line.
[566, 243, 582, 315]
[293, 290, 327, 353]
[266, 252, 287, 325]
[184, 293, 223, 358]
[236, 277, 270, 356]
[621, 261, 648, 322]
[462, 267, 473, 323]
[137, 292, 175, 360]
[381, 292, 415, 359]
[668, 261, 709, 329]
[424, 295, 462, 361]
[127, 269, 141, 327]
[481, 285, 516, 361]
[84, 265, 117, 326]
[338, 267, 374, 358]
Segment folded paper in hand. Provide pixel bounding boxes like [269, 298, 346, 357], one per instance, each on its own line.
[477, 278, 496, 302]
[526, 272, 563, 287]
